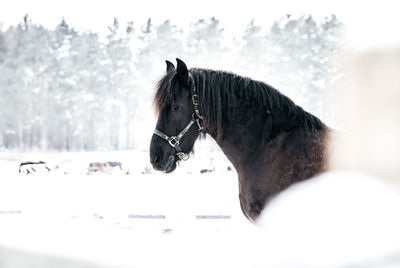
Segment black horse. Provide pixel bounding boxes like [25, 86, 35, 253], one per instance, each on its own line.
[150, 59, 330, 222]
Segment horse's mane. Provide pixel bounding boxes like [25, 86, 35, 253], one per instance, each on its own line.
[190, 68, 325, 134]
[154, 68, 325, 139]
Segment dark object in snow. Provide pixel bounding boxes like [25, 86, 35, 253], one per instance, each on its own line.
[107, 161, 123, 169]
[141, 166, 153, 174]
[19, 161, 58, 175]
[200, 168, 214, 174]
[150, 59, 330, 223]
[162, 228, 173, 234]
[92, 213, 103, 219]
[87, 161, 122, 174]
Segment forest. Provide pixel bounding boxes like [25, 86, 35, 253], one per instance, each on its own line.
[0, 15, 343, 151]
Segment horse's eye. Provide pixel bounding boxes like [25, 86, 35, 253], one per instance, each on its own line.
[171, 104, 180, 111]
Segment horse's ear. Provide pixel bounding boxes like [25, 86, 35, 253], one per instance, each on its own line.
[176, 58, 189, 85]
[166, 60, 175, 73]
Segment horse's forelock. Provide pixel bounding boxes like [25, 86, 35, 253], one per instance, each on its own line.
[154, 71, 175, 116]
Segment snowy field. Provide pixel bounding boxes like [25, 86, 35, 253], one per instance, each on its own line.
[1, 149, 400, 268]
[0, 149, 258, 267]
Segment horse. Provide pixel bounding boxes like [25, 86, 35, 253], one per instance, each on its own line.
[149, 58, 330, 222]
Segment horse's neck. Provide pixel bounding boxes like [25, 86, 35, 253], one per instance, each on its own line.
[194, 70, 327, 173]
[207, 108, 327, 173]
[205, 105, 267, 169]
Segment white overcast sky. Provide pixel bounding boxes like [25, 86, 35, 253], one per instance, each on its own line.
[1, 0, 400, 49]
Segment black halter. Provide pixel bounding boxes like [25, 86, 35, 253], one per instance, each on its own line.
[153, 75, 203, 161]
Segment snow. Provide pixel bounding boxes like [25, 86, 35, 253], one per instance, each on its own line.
[0, 150, 399, 268]
[0, 149, 252, 267]
[257, 171, 400, 268]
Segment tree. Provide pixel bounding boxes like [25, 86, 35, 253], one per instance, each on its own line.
[0, 15, 343, 151]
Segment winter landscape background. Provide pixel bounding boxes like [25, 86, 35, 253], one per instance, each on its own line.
[0, 15, 343, 151]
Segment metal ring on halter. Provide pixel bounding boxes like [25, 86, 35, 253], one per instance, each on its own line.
[168, 136, 180, 147]
[192, 94, 199, 106]
[177, 152, 189, 161]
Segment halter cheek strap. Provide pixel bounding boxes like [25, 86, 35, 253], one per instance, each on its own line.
[153, 76, 203, 161]
[154, 119, 197, 160]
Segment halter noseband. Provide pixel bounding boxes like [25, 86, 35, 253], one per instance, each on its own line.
[153, 75, 203, 161]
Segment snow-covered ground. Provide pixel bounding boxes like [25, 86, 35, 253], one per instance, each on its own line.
[0, 148, 256, 267]
[0, 148, 400, 268]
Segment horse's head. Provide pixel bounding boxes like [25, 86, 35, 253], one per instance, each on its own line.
[150, 59, 202, 173]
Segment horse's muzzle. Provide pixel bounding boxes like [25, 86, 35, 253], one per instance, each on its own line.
[151, 154, 176, 173]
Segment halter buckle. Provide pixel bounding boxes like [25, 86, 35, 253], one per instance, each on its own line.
[168, 136, 180, 147]
[177, 152, 189, 161]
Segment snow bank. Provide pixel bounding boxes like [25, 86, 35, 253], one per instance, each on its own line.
[257, 171, 400, 268]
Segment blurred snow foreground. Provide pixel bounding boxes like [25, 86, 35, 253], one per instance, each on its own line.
[0, 171, 399, 268]
[1, 52, 400, 268]
[257, 171, 400, 268]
